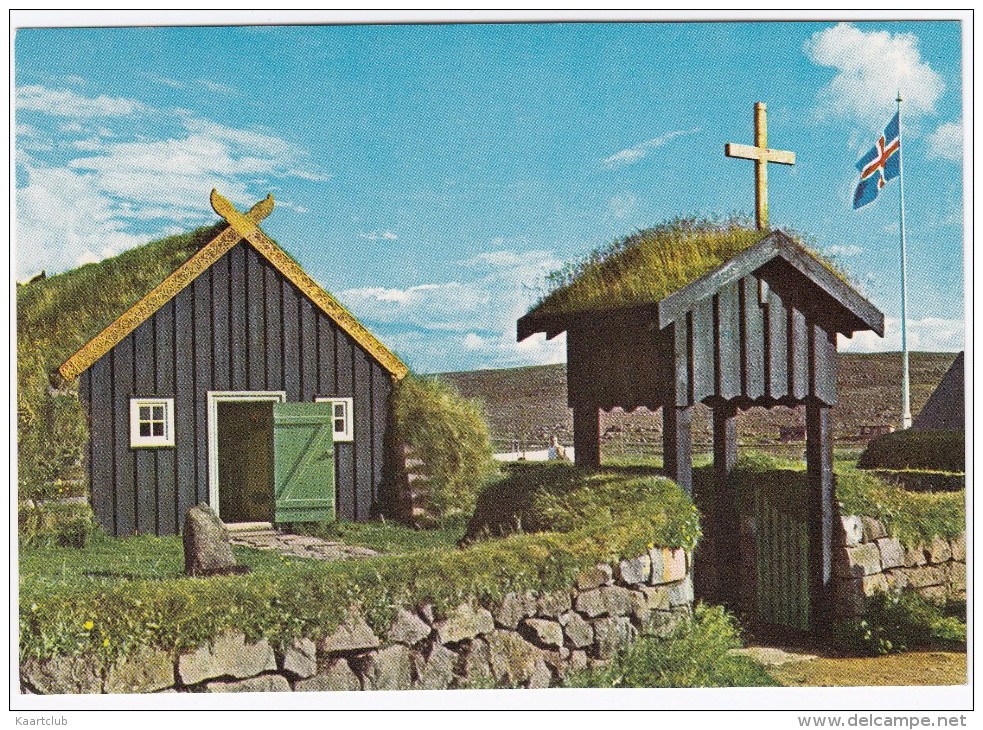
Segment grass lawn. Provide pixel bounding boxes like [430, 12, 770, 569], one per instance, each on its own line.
[294, 515, 468, 553]
[19, 516, 467, 588]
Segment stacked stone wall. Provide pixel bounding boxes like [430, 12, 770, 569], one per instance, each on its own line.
[832, 516, 966, 618]
[21, 546, 693, 694]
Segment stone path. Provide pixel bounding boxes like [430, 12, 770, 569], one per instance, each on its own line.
[228, 529, 379, 561]
[729, 646, 817, 667]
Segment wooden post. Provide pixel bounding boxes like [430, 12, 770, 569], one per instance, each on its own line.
[573, 400, 600, 468]
[663, 405, 693, 494]
[711, 402, 739, 605]
[805, 399, 834, 633]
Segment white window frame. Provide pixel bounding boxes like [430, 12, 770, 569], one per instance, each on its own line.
[130, 397, 176, 448]
[315, 397, 354, 442]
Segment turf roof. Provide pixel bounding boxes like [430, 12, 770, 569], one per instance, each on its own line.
[529, 218, 780, 318]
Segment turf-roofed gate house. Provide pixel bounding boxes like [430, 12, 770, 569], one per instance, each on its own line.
[58, 191, 408, 536]
[518, 222, 885, 634]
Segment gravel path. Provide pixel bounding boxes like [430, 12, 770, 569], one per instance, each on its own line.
[229, 529, 379, 561]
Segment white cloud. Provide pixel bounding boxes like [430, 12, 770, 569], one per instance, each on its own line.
[804, 23, 944, 125]
[607, 194, 637, 219]
[14, 85, 327, 277]
[823, 244, 863, 258]
[602, 128, 700, 168]
[341, 247, 566, 371]
[15, 164, 149, 275]
[926, 121, 962, 161]
[17, 85, 145, 117]
[358, 230, 399, 242]
[839, 316, 964, 353]
[143, 73, 185, 89]
[199, 79, 237, 95]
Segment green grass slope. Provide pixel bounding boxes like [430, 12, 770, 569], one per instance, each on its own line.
[17, 223, 224, 496]
[528, 217, 846, 319]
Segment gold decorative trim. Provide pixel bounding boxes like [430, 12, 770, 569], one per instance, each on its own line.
[59, 192, 408, 381]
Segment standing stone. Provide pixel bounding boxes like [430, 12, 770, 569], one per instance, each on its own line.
[293, 658, 361, 692]
[104, 646, 175, 693]
[183, 504, 248, 577]
[177, 631, 276, 685]
[279, 638, 317, 679]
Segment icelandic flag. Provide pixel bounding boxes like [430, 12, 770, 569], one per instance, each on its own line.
[853, 112, 901, 209]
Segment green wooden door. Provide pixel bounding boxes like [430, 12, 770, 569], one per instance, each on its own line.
[273, 403, 335, 523]
[754, 472, 810, 631]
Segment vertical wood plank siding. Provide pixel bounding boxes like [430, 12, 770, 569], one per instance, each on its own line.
[83, 240, 395, 536]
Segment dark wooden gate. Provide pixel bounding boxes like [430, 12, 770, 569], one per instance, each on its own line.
[754, 472, 810, 631]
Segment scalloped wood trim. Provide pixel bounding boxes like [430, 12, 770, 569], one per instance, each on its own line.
[59, 197, 408, 381]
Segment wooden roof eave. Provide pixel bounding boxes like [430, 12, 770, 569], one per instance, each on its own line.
[517, 302, 660, 342]
[59, 197, 409, 382]
[656, 231, 885, 337]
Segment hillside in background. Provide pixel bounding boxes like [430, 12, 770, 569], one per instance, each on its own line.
[437, 352, 960, 456]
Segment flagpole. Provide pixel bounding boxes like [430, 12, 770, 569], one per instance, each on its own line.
[897, 92, 913, 429]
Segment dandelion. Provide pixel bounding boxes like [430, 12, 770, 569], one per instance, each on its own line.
[83, 620, 94, 630]
[103, 638, 109, 647]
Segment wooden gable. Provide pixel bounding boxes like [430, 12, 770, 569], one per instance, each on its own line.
[60, 192, 408, 382]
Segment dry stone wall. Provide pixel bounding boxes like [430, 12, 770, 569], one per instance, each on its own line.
[832, 515, 966, 618]
[21, 547, 693, 694]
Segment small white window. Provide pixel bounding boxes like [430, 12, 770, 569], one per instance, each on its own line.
[315, 397, 353, 442]
[130, 398, 175, 448]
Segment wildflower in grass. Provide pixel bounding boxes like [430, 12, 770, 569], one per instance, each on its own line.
[83, 620, 94, 630]
[103, 638, 109, 647]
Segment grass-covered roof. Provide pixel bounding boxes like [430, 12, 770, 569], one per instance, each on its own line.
[528, 217, 820, 319]
[18, 224, 222, 493]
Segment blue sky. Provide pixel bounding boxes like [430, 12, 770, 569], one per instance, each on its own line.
[15, 19, 966, 373]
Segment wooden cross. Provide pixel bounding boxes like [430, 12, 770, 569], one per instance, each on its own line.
[725, 102, 796, 230]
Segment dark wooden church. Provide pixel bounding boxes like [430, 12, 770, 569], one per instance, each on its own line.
[59, 191, 408, 537]
[518, 227, 884, 631]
